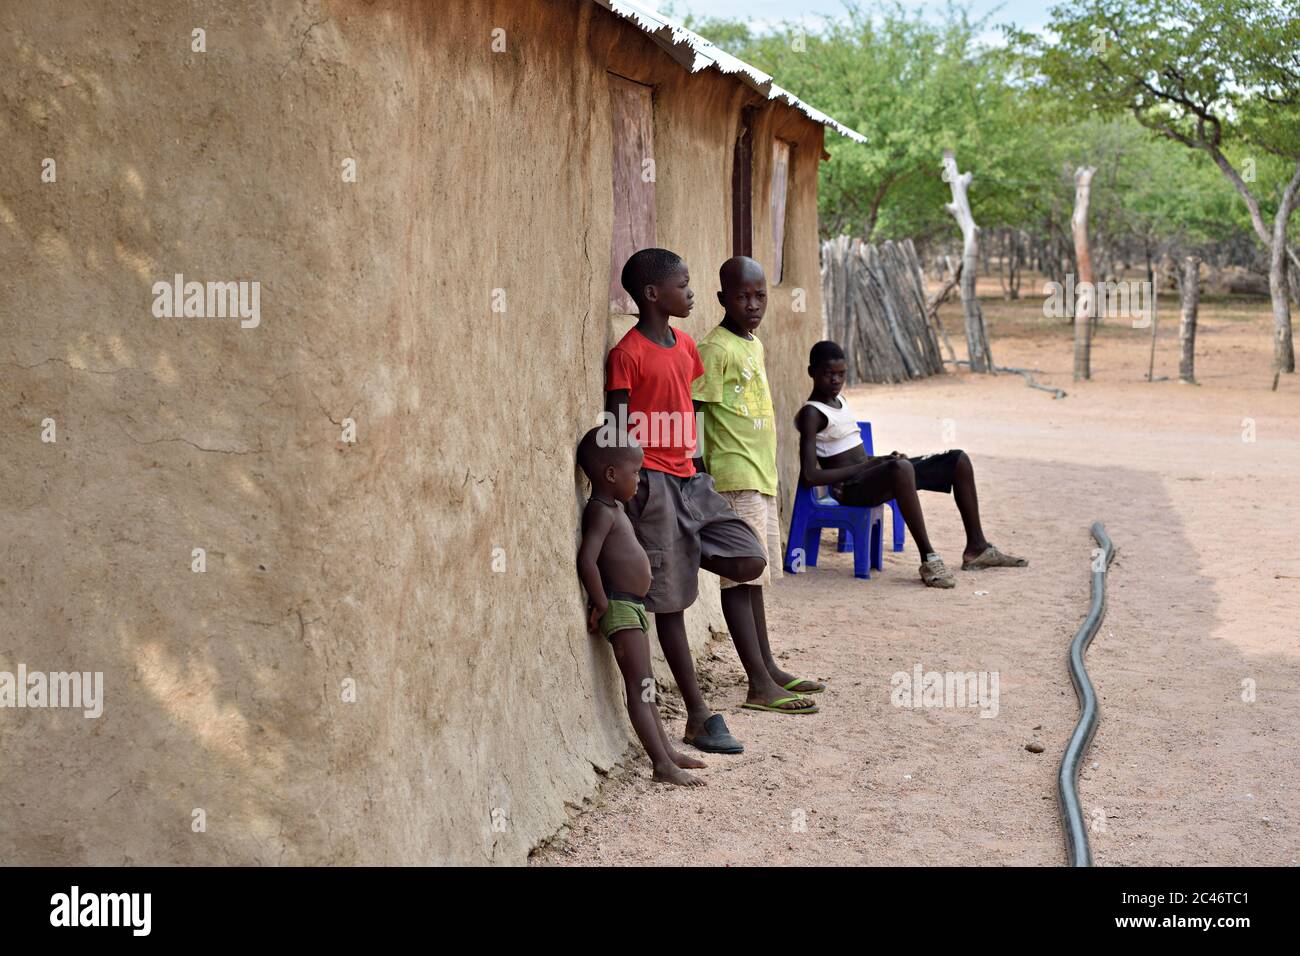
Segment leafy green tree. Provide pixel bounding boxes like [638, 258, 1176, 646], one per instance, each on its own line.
[689, 3, 1018, 242]
[1015, 0, 1300, 372]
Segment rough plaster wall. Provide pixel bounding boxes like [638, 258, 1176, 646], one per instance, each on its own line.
[595, 20, 825, 521]
[747, 105, 827, 522]
[0, 0, 823, 865]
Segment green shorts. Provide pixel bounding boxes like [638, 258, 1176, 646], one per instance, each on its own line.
[598, 597, 649, 642]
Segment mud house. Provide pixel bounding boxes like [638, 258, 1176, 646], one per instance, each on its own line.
[0, 0, 862, 864]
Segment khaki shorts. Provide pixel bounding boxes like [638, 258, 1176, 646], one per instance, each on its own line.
[717, 490, 782, 589]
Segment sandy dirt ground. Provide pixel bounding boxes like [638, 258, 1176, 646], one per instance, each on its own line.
[535, 285, 1300, 866]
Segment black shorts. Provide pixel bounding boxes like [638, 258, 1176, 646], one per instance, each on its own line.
[832, 449, 965, 508]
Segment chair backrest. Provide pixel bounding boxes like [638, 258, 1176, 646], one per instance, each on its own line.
[856, 421, 875, 456]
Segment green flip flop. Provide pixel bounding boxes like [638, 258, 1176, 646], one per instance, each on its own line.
[783, 677, 826, 694]
[742, 695, 819, 714]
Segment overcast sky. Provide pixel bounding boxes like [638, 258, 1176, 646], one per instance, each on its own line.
[660, 0, 1052, 34]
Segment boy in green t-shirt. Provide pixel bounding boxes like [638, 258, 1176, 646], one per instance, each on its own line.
[691, 256, 826, 710]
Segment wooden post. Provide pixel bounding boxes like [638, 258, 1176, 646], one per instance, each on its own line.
[1146, 260, 1160, 382]
[1179, 255, 1201, 384]
[1008, 229, 1021, 300]
[942, 150, 993, 372]
[1072, 166, 1097, 381]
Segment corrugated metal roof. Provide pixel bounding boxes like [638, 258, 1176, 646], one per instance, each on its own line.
[591, 0, 867, 144]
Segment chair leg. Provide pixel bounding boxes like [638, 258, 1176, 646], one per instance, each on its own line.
[785, 516, 809, 572]
[803, 524, 823, 568]
[890, 499, 905, 552]
[851, 520, 871, 579]
[837, 528, 852, 552]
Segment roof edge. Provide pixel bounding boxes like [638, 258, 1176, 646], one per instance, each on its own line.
[591, 0, 867, 144]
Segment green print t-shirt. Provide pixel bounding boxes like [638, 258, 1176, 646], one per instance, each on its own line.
[691, 324, 778, 496]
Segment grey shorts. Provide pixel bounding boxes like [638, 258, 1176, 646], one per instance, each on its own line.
[623, 469, 766, 614]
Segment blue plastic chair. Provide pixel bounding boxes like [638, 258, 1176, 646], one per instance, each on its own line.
[784, 420, 885, 580]
[837, 422, 905, 555]
[784, 482, 883, 579]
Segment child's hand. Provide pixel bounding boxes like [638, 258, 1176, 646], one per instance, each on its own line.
[587, 602, 607, 634]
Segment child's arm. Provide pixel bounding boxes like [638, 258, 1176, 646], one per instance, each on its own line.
[577, 501, 615, 633]
[605, 388, 629, 418]
[795, 405, 872, 486]
[691, 399, 707, 475]
[605, 341, 634, 420]
[689, 341, 724, 475]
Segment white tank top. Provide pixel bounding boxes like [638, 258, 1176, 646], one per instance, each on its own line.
[802, 397, 863, 457]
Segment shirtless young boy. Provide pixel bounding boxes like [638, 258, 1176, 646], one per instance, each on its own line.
[794, 340, 1027, 588]
[576, 427, 707, 786]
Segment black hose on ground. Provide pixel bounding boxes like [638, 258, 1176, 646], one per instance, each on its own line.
[1057, 521, 1116, 867]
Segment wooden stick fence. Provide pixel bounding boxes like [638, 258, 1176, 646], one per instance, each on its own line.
[821, 236, 946, 385]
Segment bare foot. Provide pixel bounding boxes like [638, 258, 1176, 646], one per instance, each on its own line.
[653, 763, 707, 786]
[669, 749, 707, 770]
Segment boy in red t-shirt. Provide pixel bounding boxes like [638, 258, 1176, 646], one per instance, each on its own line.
[602, 249, 818, 755]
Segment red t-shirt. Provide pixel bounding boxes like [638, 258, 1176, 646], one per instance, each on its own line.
[605, 326, 705, 477]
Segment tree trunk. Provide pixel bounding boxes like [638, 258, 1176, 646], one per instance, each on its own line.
[1072, 166, 1097, 381]
[1179, 256, 1200, 384]
[1288, 246, 1300, 307]
[998, 228, 1009, 298]
[942, 150, 992, 373]
[1003, 228, 1013, 299]
[1270, 211, 1296, 373]
[1207, 150, 1298, 373]
[1146, 259, 1160, 382]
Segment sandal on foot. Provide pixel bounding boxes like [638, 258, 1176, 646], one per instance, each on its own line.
[783, 677, 826, 694]
[962, 544, 1028, 570]
[741, 695, 820, 714]
[683, 713, 744, 754]
[920, 554, 956, 588]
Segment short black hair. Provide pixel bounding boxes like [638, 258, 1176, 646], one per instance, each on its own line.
[577, 426, 641, 483]
[809, 340, 846, 369]
[620, 248, 685, 303]
[718, 255, 764, 291]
